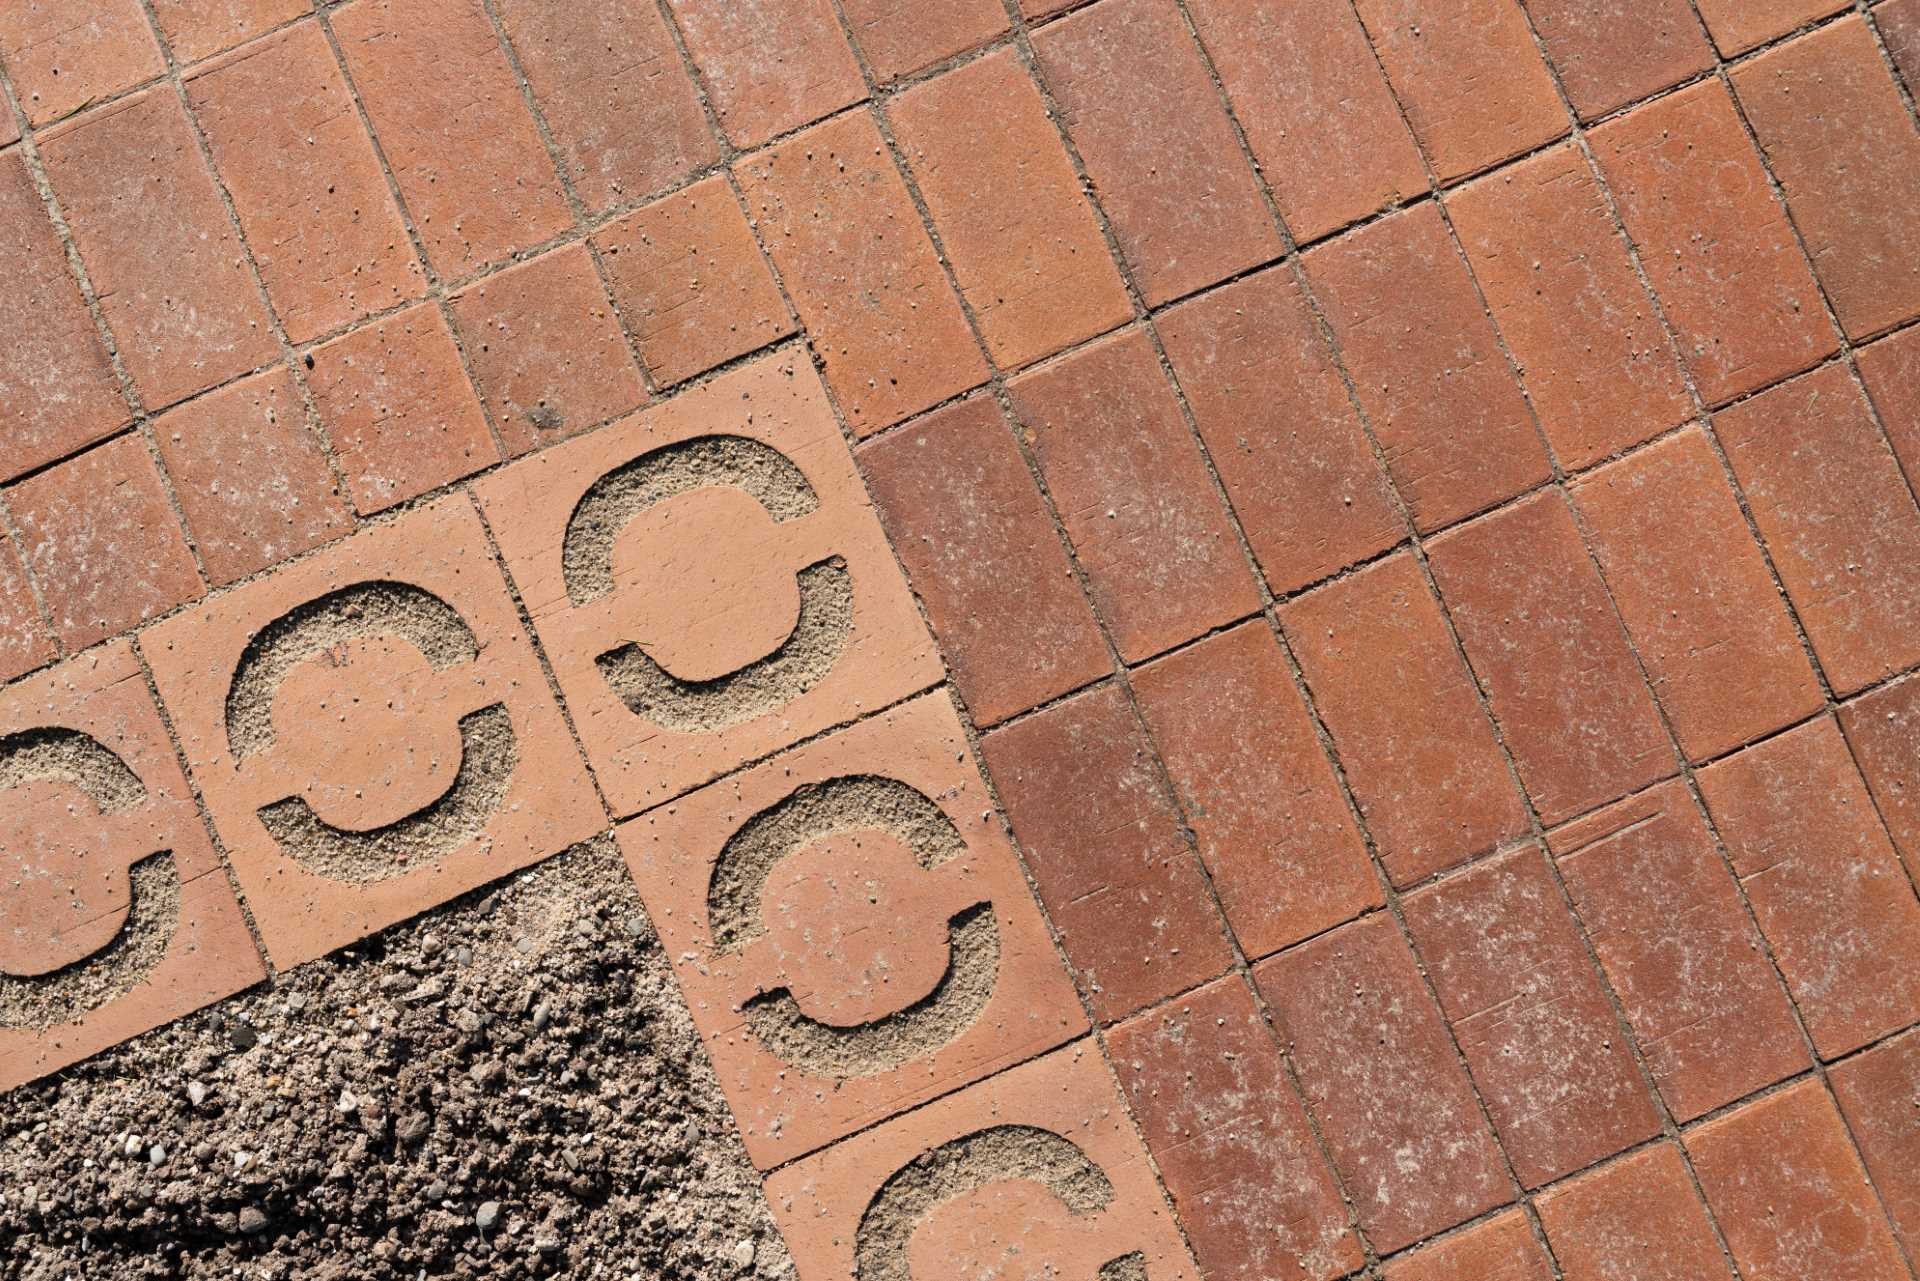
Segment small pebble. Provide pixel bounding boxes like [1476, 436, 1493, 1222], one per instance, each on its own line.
[476, 1201, 501, 1230]
[238, 1207, 268, 1235]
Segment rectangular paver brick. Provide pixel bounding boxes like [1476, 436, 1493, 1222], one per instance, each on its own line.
[1447, 142, 1691, 470]
[1536, 1144, 1737, 1281]
[10, 435, 203, 650]
[1695, 0, 1850, 55]
[0, 150, 126, 482]
[1551, 780, 1809, 1120]
[1858, 322, 1920, 489]
[665, 0, 864, 147]
[450, 243, 646, 456]
[1526, 0, 1714, 119]
[1282, 551, 1527, 886]
[1841, 676, 1920, 876]
[494, 0, 715, 214]
[763, 1044, 1197, 1281]
[0, 0, 162, 127]
[1688, 1081, 1910, 1281]
[0, 642, 264, 1093]
[1134, 621, 1381, 960]
[1698, 717, 1920, 1057]
[474, 353, 941, 814]
[1572, 427, 1822, 760]
[618, 693, 1087, 1168]
[1305, 203, 1552, 531]
[982, 684, 1233, 1022]
[148, 0, 307, 64]
[1591, 80, 1836, 404]
[186, 21, 423, 346]
[1882, 0, 1920, 93]
[1381, 1210, 1552, 1281]
[1031, 0, 1281, 307]
[1714, 363, 1920, 693]
[141, 495, 601, 970]
[859, 395, 1108, 727]
[1109, 974, 1362, 1281]
[1830, 1030, 1920, 1257]
[1158, 264, 1402, 595]
[735, 110, 985, 433]
[1255, 914, 1509, 1255]
[596, 174, 796, 392]
[0, 535, 53, 684]
[1008, 329, 1260, 663]
[1403, 846, 1660, 1186]
[1184, 0, 1425, 243]
[1428, 491, 1672, 825]
[838, 0, 1005, 82]
[150, 366, 353, 586]
[1350, 0, 1565, 181]
[1733, 16, 1920, 340]
[330, 0, 572, 279]
[890, 49, 1133, 370]
[40, 90, 277, 412]
[305, 304, 500, 515]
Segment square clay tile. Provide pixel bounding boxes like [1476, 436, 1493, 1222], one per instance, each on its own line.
[1380, 1210, 1553, 1281]
[475, 352, 941, 815]
[0, 0, 163, 128]
[139, 495, 602, 970]
[616, 692, 1087, 1168]
[1535, 1144, 1739, 1281]
[763, 1043, 1197, 1281]
[0, 641, 264, 1093]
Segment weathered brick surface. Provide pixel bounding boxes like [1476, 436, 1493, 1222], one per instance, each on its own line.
[1526, 0, 1713, 119]
[1694, 0, 1850, 55]
[838, 0, 1005, 83]
[1381, 1211, 1553, 1281]
[665, 0, 864, 148]
[1840, 675, 1920, 875]
[1536, 1144, 1738, 1281]
[1883, 0, 1920, 92]
[1857, 321, 1920, 488]
[149, 0, 307, 65]
[1830, 1029, 1920, 1257]
[0, 0, 162, 127]
[0, 536, 53, 684]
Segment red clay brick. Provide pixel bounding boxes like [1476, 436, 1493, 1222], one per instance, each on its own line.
[1255, 915, 1509, 1254]
[330, 0, 571, 279]
[1734, 18, 1920, 339]
[1404, 847, 1660, 1186]
[1133, 622, 1381, 961]
[1883, 0, 1920, 92]
[1031, 0, 1281, 307]
[1428, 491, 1672, 824]
[1283, 552, 1526, 886]
[0, 534, 53, 683]
[0, 0, 162, 127]
[1305, 204, 1552, 531]
[763, 1045, 1198, 1281]
[665, 0, 864, 147]
[1536, 1144, 1737, 1281]
[150, 366, 352, 586]
[859, 395, 1108, 727]
[1715, 363, 1920, 694]
[618, 694, 1086, 1168]
[1830, 1030, 1920, 1257]
[1526, 0, 1714, 119]
[305, 304, 499, 515]
[1551, 780, 1809, 1120]
[1381, 1211, 1552, 1281]
[1447, 143, 1691, 470]
[0, 150, 125, 482]
[474, 354, 942, 814]
[149, 0, 306, 64]
[596, 175, 795, 392]
[450, 243, 646, 456]
[983, 684, 1233, 1022]
[0, 642, 264, 1094]
[1688, 1081, 1909, 1281]
[735, 111, 985, 433]
[1350, 0, 1565, 182]
[10, 435, 203, 650]
[1109, 975, 1362, 1281]
[40, 91, 277, 411]
[1591, 80, 1837, 404]
[1841, 676, 1920, 875]
[1695, 0, 1850, 55]
[839, 0, 1005, 82]
[1858, 322, 1920, 488]
[1008, 330, 1260, 662]
[1573, 428, 1822, 760]
[494, 0, 714, 213]
[891, 49, 1134, 369]
[1184, 0, 1425, 243]
[186, 21, 423, 346]
[1159, 266, 1402, 593]
[1698, 717, 1920, 1057]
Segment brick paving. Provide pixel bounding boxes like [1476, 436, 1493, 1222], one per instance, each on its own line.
[2, 0, 1920, 1276]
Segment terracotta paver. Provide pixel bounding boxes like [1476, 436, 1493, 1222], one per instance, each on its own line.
[0, 641, 263, 1093]
[762, 1044, 1197, 1281]
[1381, 1210, 1553, 1281]
[618, 692, 1087, 1168]
[1857, 321, 1920, 488]
[148, 0, 307, 65]
[839, 0, 1005, 83]
[1694, 0, 1850, 55]
[1883, 0, 1920, 92]
[1840, 675, 1920, 874]
[0, 538, 54, 685]
[1525, 0, 1714, 120]
[141, 495, 601, 969]
[1830, 1030, 1920, 1256]
[1536, 1144, 1737, 1281]
[475, 353, 941, 815]
[0, 0, 162, 127]
[664, 0, 864, 148]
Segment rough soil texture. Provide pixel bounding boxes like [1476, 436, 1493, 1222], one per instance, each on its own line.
[0, 839, 792, 1281]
